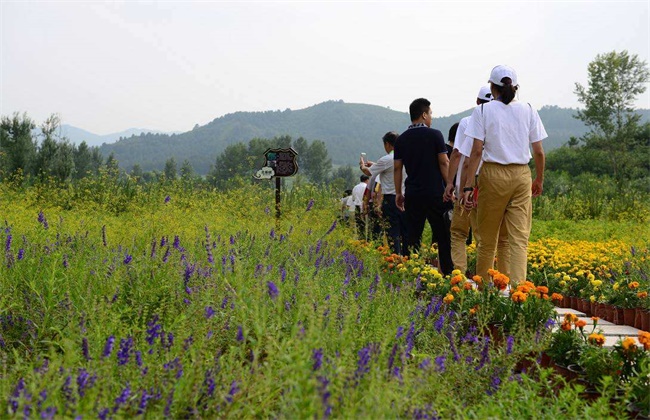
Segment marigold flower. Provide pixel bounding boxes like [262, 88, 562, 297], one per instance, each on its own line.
[639, 331, 650, 350]
[451, 286, 461, 294]
[591, 316, 599, 324]
[511, 291, 527, 303]
[637, 291, 648, 299]
[629, 282, 640, 289]
[536, 286, 549, 294]
[621, 337, 637, 352]
[487, 269, 497, 277]
[575, 319, 587, 329]
[551, 293, 563, 301]
[561, 321, 572, 331]
[451, 269, 462, 276]
[472, 275, 482, 284]
[588, 333, 605, 347]
[443, 294, 454, 304]
[450, 275, 463, 285]
[492, 273, 510, 291]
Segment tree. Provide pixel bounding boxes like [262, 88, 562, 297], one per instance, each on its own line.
[303, 140, 332, 184]
[73, 141, 93, 179]
[164, 157, 177, 180]
[574, 50, 650, 181]
[180, 159, 194, 181]
[0, 112, 36, 178]
[208, 143, 250, 188]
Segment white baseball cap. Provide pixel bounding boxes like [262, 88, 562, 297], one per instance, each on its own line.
[489, 65, 518, 87]
[477, 86, 492, 101]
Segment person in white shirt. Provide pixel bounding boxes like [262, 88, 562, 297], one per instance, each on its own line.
[352, 174, 370, 239]
[463, 65, 547, 285]
[360, 132, 407, 254]
[443, 86, 510, 276]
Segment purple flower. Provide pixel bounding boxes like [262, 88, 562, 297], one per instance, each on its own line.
[102, 335, 115, 358]
[40, 406, 57, 419]
[164, 195, 171, 203]
[434, 315, 445, 333]
[123, 254, 132, 265]
[62, 254, 69, 269]
[236, 325, 244, 342]
[475, 337, 490, 371]
[114, 383, 131, 412]
[173, 236, 180, 249]
[225, 381, 239, 403]
[487, 374, 502, 396]
[267, 281, 279, 300]
[38, 211, 49, 229]
[9, 377, 25, 413]
[76, 368, 94, 397]
[5, 234, 11, 252]
[17, 248, 24, 260]
[82, 337, 91, 361]
[205, 306, 215, 319]
[506, 335, 514, 355]
[138, 389, 152, 415]
[312, 348, 323, 371]
[306, 198, 315, 211]
[325, 220, 337, 235]
[434, 355, 446, 372]
[419, 358, 431, 370]
[317, 376, 332, 418]
[117, 337, 133, 365]
[101, 225, 106, 246]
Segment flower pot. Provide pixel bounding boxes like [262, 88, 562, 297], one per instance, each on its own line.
[579, 387, 601, 402]
[614, 307, 625, 325]
[623, 308, 636, 326]
[634, 308, 645, 330]
[641, 309, 650, 332]
[539, 352, 552, 368]
[553, 362, 577, 382]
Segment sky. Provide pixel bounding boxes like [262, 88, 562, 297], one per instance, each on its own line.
[1, 1, 649, 134]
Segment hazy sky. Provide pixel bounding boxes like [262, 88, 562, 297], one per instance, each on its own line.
[2, 1, 649, 134]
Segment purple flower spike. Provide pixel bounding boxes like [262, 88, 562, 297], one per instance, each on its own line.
[434, 355, 446, 372]
[506, 336, 514, 355]
[236, 325, 244, 342]
[312, 348, 323, 371]
[123, 254, 132, 265]
[267, 281, 279, 300]
[5, 234, 11, 252]
[205, 306, 215, 319]
[164, 195, 171, 203]
[102, 336, 115, 358]
[325, 220, 337, 235]
[306, 198, 314, 211]
[226, 381, 239, 403]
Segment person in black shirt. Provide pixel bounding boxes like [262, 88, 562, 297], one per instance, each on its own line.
[394, 98, 453, 275]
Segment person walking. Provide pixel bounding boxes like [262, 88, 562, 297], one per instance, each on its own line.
[394, 98, 453, 275]
[352, 174, 370, 240]
[361, 131, 408, 254]
[462, 65, 546, 285]
[444, 86, 510, 276]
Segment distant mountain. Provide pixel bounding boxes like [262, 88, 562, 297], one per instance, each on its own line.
[97, 101, 650, 175]
[56, 125, 175, 147]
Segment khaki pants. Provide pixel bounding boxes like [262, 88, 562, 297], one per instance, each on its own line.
[475, 163, 532, 284]
[450, 201, 510, 275]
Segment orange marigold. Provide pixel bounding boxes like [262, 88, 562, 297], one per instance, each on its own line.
[472, 275, 483, 284]
[536, 286, 549, 294]
[451, 275, 463, 286]
[493, 273, 510, 291]
[463, 281, 473, 290]
[637, 291, 648, 299]
[575, 319, 587, 328]
[629, 282, 640, 289]
[451, 286, 461, 294]
[621, 337, 637, 352]
[487, 269, 498, 277]
[561, 321, 572, 331]
[639, 331, 650, 350]
[564, 313, 578, 323]
[588, 333, 605, 347]
[551, 293, 563, 301]
[511, 291, 528, 303]
[443, 294, 454, 304]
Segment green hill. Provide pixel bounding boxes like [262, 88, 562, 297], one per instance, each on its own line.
[98, 100, 649, 175]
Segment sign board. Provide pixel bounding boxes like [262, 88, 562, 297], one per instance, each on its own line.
[262, 148, 299, 177]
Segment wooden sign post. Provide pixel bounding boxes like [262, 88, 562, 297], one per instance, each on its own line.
[253, 148, 299, 225]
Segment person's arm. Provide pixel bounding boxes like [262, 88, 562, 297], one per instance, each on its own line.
[462, 139, 483, 211]
[443, 149, 461, 202]
[394, 159, 405, 211]
[438, 152, 449, 187]
[360, 160, 375, 176]
[531, 141, 545, 197]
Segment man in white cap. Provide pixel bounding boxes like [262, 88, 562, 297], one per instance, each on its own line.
[443, 86, 510, 276]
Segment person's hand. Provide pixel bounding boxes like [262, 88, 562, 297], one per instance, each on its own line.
[443, 183, 455, 202]
[532, 178, 543, 197]
[396, 193, 405, 211]
[462, 190, 474, 212]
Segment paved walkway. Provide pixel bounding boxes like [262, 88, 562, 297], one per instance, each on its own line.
[555, 307, 644, 348]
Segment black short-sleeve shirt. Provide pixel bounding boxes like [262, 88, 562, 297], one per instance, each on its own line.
[393, 126, 447, 196]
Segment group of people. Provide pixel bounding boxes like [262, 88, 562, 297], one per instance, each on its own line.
[350, 65, 547, 285]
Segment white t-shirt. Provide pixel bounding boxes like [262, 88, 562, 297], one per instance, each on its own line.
[465, 101, 548, 165]
[453, 117, 471, 192]
[352, 181, 367, 207]
[341, 195, 355, 212]
[368, 151, 405, 195]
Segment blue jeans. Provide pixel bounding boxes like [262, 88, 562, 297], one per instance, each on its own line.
[382, 194, 408, 255]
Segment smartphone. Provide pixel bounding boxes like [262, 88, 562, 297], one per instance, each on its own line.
[360, 153, 366, 164]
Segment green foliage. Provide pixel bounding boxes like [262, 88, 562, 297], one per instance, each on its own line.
[0, 112, 36, 178]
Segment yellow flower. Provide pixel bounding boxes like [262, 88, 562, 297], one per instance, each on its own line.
[559, 280, 567, 287]
[613, 282, 620, 291]
[589, 295, 596, 302]
[576, 270, 584, 277]
[621, 337, 637, 352]
[443, 294, 454, 304]
[412, 267, 421, 275]
[412, 254, 419, 259]
[427, 283, 435, 289]
[563, 275, 570, 282]
[587, 273, 595, 281]
[451, 269, 462, 276]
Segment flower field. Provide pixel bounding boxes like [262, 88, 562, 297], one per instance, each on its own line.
[0, 180, 648, 418]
